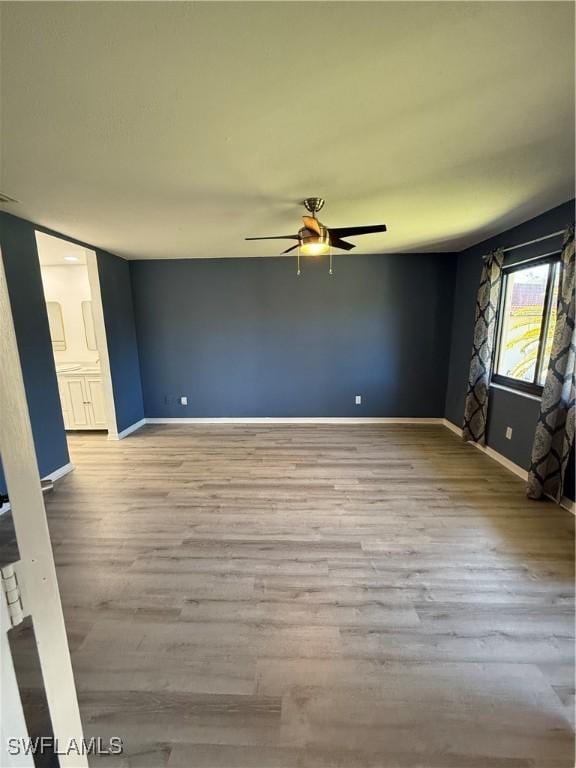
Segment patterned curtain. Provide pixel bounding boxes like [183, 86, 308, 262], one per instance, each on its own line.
[462, 249, 504, 444]
[527, 227, 575, 502]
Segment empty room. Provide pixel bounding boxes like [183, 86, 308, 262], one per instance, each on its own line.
[0, 2, 574, 767]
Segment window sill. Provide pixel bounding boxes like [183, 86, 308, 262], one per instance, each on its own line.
[489, 381, 542, 402]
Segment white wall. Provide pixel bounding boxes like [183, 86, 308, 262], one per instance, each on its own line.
[40, 265, 100, 365]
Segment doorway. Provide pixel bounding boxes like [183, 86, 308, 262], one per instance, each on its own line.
[35, 232, 117, 439]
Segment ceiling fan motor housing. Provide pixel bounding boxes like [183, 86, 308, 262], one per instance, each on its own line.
[298, 226, 329, 248]
[303, 197, 325, 215]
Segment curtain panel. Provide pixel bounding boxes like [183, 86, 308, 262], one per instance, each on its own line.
[527, 227, 575, 502]
[462, 249, 504, 444]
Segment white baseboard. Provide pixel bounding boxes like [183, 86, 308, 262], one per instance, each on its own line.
[441, 418, 528, 480]
[476, 443, 528, 481]
[115, 418, 147, 439]
[43, 462, 75, 483]
[0, 462, 75, 516]
[442, 419, 576, 514]
[442, 418, 464, 438]
[145, 417, 445, 425]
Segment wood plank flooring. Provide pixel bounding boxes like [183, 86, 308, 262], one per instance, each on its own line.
[1, 424, 574, 767]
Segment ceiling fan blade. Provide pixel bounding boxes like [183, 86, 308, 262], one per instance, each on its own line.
[302, 216, 322, 235]
[281, 244, 299, 254]
[330, 237, 356, 251]
[245, 234, 299, 241]
[328, 224, 387, 238]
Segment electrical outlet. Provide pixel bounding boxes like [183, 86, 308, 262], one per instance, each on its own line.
[355, 395, 362, 405]
[180, 396, 188, 406]
[505, 426, 513, 440]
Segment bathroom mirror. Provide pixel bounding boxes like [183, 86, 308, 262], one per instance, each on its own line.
[82, 301, 97, 351]
[46, 301, 66, 351]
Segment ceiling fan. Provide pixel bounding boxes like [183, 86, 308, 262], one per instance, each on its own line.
[245, 197, 387, 275]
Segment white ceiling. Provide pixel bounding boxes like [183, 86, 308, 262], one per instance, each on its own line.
[1, 2, 574, 260]
[36, 232, 89, 266]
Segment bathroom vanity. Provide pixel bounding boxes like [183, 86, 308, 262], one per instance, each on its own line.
[56, 365, 107, 430]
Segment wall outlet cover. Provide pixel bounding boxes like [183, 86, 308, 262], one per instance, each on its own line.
[505, 426, 513, 440]
[180, 396, 188, 406]
[355, 395, 362, 405]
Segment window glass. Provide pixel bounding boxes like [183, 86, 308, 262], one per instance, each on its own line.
[496, 263, 549, 383]
[537, 265, 560, 386]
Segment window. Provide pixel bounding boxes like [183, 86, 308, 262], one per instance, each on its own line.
[493, 255, 560, 395]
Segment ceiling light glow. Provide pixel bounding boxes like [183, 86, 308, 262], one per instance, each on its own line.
[300, 241, 329, 256]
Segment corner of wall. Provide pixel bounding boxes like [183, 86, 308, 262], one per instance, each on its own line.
[96, 249, 145, 433]
[0, 213, 70, 484]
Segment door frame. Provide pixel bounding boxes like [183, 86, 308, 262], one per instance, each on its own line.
[0, 244, 88, 767]
[86, 250, 118, 438]
[35, 232, 119, 439]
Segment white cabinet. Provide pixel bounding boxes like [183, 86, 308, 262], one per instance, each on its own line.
[57, 371, 107, 430]
[85, 376, 107, 427]
[57, 377, 72, 429]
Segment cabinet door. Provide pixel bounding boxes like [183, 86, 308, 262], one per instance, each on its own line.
[57, 376, 72, 429]
[67, 378, 91, 428]
[85, 377, 107, 428]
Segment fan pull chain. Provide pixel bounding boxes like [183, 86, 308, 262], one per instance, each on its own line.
[297, 246, 301, 276]
[329, 246, 333, 276]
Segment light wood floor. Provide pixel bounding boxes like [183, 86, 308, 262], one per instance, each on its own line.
[2, 424, 575, 767]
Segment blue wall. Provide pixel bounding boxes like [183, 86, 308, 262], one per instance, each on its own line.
[2, 202, 573, 502]
[130, 252, 457, 418]
[444, 199, 575, 499]
[0, 214, 145, 497]
[0, 213, 70, 492]
[96, 249, 144, 432]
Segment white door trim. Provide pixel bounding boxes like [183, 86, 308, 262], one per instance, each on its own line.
[0, 569, 33, 767]
[85, 251, 118, 439]
[0, 246, 87, 766]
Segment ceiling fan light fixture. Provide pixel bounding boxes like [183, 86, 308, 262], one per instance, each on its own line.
[300, 240, 329, 256]
[299, 229, 330, 256]
[244, 198, 386, 276]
